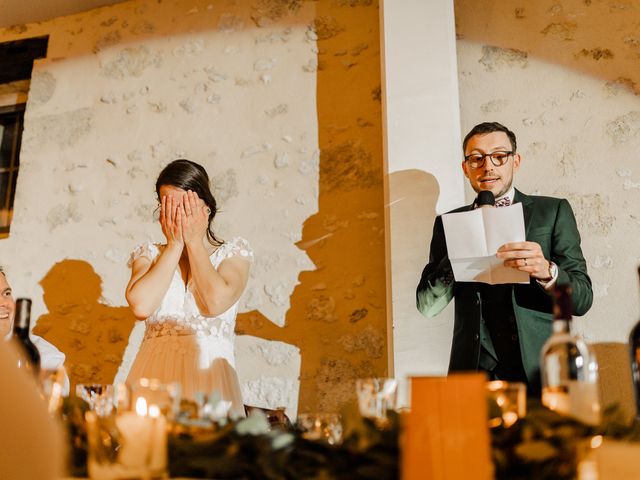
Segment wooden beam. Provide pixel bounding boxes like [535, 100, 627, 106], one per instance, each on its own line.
[0, 36, 49, 84]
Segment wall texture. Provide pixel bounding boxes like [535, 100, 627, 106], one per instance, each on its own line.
[454, 0, 640, 343]
[381, 0, 464, 407]
[237, 0, 387, 413]
[0, 0, 386, 416]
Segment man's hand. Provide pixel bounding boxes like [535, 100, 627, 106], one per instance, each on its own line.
[181, 190, 209, 246]
[160, 195, 184, 249]
[496, 241, 553, 281]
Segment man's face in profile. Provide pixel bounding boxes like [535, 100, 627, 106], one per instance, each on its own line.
[462, 131, 521, 199]
[0, 273, 15, 338]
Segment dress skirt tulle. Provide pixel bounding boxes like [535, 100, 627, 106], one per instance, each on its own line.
[126, 333, 245, 417]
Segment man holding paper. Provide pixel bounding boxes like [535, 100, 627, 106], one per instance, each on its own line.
[416, 122, 592, 391]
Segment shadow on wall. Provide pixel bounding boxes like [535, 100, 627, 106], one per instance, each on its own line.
[389, 169, 440, 324]
[2, 0, 386, 414]
[454, 0, 640, 94]
[237, 0, 387, 413]
[33, 259, 136, 389]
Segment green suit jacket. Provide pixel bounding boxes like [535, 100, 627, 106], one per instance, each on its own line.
[416, 189, 593, 383]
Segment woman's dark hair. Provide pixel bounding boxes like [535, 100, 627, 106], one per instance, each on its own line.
[156, 159, 222, 246]
[462, 121, 517, 154]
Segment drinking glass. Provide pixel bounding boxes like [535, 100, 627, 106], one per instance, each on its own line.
[486, 380, 526, 428]
[296, 413, 342, 445]
[76, 384, 118, 417]
[39, 367, 67, 414]
[356, 377, 398, 427]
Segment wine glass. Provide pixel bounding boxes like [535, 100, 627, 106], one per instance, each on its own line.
[76, 384, 117, 417]
[39, 366, 67, 414]
[355, 377, 398, 428]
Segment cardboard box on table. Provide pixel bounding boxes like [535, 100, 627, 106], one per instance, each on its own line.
[402, 373, 492, 480]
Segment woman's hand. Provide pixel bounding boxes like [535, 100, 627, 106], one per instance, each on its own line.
[160, 195, 184, 249]
[181, 190, 209, 246]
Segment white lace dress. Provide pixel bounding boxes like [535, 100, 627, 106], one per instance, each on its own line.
[126, 237, 253, 417]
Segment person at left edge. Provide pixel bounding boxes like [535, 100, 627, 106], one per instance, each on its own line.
[0, 267, 70, 395]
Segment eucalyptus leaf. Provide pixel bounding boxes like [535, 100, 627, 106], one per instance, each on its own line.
[235, 410, 271, 435]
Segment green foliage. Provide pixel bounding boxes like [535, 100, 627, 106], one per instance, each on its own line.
[490, 400, 640, 480]
[61, 395, 640, 479]
[168, 406, 399, 479]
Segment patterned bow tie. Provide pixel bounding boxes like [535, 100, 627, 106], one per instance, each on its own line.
[495, 197, 512, 207]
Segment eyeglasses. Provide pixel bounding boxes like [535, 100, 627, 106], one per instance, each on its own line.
[464, 151, 514, 169]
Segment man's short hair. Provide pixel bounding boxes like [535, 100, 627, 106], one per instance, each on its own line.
[462, 122, 517, 154]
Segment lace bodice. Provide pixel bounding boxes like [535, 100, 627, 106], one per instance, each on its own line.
[128, 237, 253, 343]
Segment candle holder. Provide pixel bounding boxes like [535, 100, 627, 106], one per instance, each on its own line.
[486, 380, 526, 428]
[296, 413, 343, 445]
[130, 378, 181, 421]
[86, 395, 168, 480]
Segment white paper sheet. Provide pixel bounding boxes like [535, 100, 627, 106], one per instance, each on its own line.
[441, 204, 529, 284]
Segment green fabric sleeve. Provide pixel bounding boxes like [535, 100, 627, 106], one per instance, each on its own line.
[416, 215, 455, 318]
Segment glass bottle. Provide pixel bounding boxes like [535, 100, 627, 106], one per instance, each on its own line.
[540, 284, 600, 425]
[11, 298, 41, 375]
[629, 266, 640, 418]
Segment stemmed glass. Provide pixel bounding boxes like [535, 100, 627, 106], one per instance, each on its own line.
[39, 367, 67, 414]
[76, 383, 129, 418]
[356, 377, 398, 428]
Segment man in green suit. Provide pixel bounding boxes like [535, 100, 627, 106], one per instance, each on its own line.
[416, 122, 593, 392]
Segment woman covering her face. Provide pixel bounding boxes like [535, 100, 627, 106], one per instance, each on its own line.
[125, 159, 252, 417]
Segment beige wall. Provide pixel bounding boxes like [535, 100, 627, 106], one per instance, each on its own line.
[455, 0, 640, 344]
[380, 0, 464, 406]
[381, 0, 640, 412]
[237, 0, 388, 413]
[0, 0, 386, 415]
[3, 0, 636, 416]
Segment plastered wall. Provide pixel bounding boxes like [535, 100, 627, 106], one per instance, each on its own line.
[0, 0, 386, 416]
[237, 0, 387, 412]
[380, 0, 463, 406]
[454, 0, 640, 342]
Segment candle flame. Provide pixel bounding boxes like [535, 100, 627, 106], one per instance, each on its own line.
[149, 404, 161, 418]
[590, 435, 603, 449]
[135, 397, 148, 416]
[502, 411, 518, 428]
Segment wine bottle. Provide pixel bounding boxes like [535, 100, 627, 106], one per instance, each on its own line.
[540, 284, 600, 425]
[12, 298, 41, 374]
[629, 266, 640, 418]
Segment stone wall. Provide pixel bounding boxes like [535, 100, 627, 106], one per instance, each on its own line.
[455, 0, 640, 341]
[0, 0, 386, 416]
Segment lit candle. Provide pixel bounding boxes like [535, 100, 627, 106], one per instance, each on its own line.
[114, 396, 167, 473]
[148, 404, 167, 474]
[115, 398, 152, 469]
